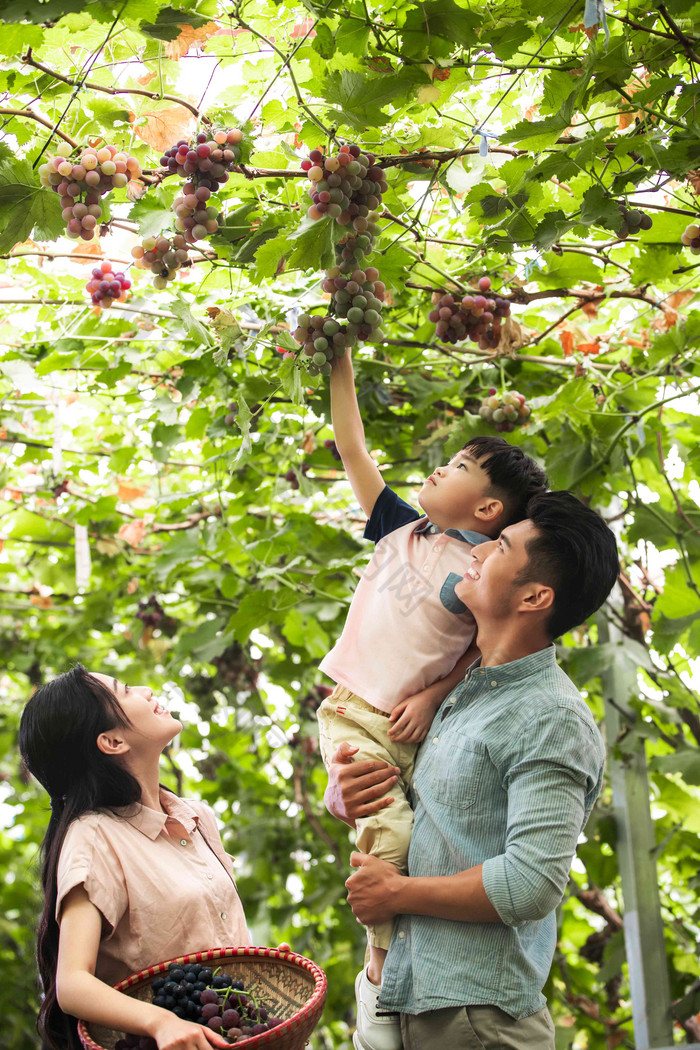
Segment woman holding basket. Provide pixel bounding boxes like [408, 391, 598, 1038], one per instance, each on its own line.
[19, 664, 249, 1050]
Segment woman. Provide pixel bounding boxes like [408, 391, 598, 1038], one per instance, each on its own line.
[19, 664, 249, 1050]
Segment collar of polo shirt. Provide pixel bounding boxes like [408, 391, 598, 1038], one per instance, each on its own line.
[413, 517, 492, 546]
[114, 788, 201, 839]
[465, 644, 558, 683]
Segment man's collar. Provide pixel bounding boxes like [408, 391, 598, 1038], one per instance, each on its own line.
[413, 516, 491, 546]
[465, 644, 557, 685]
[112, 788, 200, 839]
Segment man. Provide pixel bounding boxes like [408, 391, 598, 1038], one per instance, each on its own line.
[324, 490, 619, 1050]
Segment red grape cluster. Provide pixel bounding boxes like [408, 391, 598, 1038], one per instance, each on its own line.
[302, 144, 388, 227]
[160, 130, 242, 244]
[131, 235, 191, 289]
[85, 261, 131, 307]
[681, 222, 700, 254]
[293, 144, 388, 372]
[616, 203, 653, 238]
[478, 387, 531, 432]
[38, 142, 141, 240]
[430, 277, 511, 350]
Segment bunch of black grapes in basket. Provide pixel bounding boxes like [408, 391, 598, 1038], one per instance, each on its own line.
[293, 144, 388, 375]
[115, 963, 285, 1046]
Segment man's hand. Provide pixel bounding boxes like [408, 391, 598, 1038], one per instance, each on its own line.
[323, 742, 399, 828]
[346, 853, 404, 925]
[387, 690, 437, 743]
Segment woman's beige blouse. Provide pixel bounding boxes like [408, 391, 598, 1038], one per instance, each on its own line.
[56, 790, 250, 985]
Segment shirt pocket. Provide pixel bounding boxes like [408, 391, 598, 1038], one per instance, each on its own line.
[432, 738, 487, 809]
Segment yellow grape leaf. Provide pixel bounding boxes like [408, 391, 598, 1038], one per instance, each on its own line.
[72, 240, 103, 263]
[166, 21, 220, 59]
[117, 519, 146, 547]
[117, 480, 149, 502]
[134, 106, 197, 154]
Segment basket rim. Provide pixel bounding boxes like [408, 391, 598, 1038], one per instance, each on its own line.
[76, 946, 327, 1050]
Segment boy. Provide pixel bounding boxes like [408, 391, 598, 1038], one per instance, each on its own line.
[317, 350, 548, 1050]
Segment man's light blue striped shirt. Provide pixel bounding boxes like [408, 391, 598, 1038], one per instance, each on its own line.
[378, 645, 605, 1020]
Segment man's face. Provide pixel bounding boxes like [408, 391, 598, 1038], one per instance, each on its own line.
[454, 518, 539, 620]
[417, 448, 494, 528]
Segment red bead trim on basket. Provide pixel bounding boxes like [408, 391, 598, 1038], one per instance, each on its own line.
[76, 946, 328, 1050]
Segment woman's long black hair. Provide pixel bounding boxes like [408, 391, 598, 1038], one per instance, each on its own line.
[18, 664, 142, 1050]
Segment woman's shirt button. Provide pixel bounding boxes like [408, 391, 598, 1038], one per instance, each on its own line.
[180, 839, 188, 846]
[220, 912, 227, 919]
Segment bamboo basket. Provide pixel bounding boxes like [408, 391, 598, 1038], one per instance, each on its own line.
[77, 946, 327, 1050]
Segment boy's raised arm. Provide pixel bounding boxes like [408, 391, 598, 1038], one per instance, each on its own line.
[330, 351, 385, 519]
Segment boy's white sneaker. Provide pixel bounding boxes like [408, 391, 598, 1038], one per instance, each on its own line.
[353, 967, 402, 1050]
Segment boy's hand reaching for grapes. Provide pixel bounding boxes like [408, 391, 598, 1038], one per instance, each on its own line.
[387, 690, 437, 743]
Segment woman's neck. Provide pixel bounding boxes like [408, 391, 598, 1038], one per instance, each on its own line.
[127, 753, 166, 812]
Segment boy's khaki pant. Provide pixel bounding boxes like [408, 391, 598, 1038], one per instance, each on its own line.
[401, 1004, 555, 1050]
[317, 684, 418, 950]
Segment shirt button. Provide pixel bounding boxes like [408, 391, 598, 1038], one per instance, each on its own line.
[433, 736, 439, 744]
[398, 931, 405, 939]
[220, 912, 227, 920]
[490, 681, 498, 688]
[180, 839, 188, 846]
[207, 873, 214, 880]
[422, 564, 429, 571]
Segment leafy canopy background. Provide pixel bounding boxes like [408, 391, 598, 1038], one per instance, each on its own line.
[1, 0, 700, 1047]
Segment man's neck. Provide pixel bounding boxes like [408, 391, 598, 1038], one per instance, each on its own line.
[476, 620, 552, 668]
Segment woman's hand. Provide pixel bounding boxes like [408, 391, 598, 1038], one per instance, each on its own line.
[151, 1012, 230, 1049]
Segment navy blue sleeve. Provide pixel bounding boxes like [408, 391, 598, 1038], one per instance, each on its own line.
[363, 485, 422, 543]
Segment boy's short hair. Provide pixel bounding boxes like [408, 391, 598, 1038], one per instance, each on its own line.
[514, 490, 620, 639]
[462, 436, 548, 528]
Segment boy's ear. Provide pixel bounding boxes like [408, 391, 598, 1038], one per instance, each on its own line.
[96, 731, 130, 757]
[474, 497, 503, 525]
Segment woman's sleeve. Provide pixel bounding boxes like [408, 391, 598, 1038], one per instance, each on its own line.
[55, 817, 128, 935]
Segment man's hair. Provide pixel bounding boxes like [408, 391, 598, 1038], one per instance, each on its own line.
[514, 490, 620, 639]
[462, 436, 548, 528]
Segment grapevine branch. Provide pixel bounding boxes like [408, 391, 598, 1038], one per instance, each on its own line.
[0, 108, 79, 148]
[21, 50, 202, 118]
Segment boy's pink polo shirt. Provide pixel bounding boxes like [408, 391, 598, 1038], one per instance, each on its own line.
[319, 486, 490, 713]
[56, 789, 250, 985]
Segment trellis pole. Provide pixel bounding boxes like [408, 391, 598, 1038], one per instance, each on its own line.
[598, 618, 679, 1048]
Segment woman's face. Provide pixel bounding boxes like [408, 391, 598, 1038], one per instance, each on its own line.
[90, 673, 182, 751]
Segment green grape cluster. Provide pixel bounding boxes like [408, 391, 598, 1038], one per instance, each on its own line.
[478, 387, 531, 432]
[617, 203, 653, 238]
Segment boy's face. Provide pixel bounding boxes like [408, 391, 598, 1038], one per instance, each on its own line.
[417, 448, 497, 531]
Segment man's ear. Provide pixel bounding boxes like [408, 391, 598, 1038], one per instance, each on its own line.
[519, 583, 555, 614]
[474, 497, 503, 526]
[96, 731, 130, 757]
